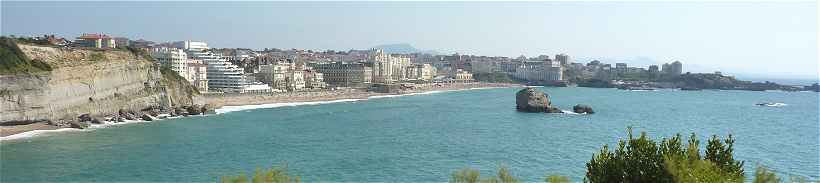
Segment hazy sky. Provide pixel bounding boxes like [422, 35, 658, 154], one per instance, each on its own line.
[2, 1, 817, 79]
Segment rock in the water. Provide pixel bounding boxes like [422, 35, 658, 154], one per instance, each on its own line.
[174, 107, 188, 116]
[546, 106, 564, 113]
[186, 105, 202, 115]
[69, 121, 89, 129]
[90, 117, 104, 124]
[572, 104, 595, 114]
[117, 117, 125, 122]
[119, 109, 137, 120]
[201, 104, 212, 114]
[78, 113, 92, 122]
[516, 88, 551, 112]
[141, 113, 157, 121]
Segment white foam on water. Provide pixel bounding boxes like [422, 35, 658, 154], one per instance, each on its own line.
[2, 116, 186, 141]
[0, 128, 84, 141]
[561, 110, 582, 115]
[214, 98, 365, 114]
[367, 90, 444, 99]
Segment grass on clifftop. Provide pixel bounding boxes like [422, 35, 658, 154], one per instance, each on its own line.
[0, 37, 52, 74]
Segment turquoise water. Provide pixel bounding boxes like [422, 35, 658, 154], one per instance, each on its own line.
[1, 87, 818, 182]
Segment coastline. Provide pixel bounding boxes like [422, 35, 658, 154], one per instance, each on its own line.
[0, 82, 522, 141]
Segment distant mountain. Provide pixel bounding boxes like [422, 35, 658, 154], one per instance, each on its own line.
[370, 43, 439, 55]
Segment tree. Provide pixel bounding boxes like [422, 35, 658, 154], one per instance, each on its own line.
[220, 166, 300, 183]
[752, 166, 779, 183]
[545, 175, 570, 183]
[449, 166, 519, 183]
[705, 134, 744, 179]
[586, 128, 745, 183]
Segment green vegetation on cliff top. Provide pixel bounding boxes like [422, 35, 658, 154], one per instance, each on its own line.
[0, 37, 53, 74]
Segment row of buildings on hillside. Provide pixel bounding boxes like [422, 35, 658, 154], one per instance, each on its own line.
[151, 41, 446, 93]
[73, 33, 153, 49]
[21, 33, 688, 92]
[150, 41, 273, 93]
[565, 60, 684, 81]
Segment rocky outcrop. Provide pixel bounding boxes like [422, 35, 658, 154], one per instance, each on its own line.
[515, 88, 594, 114]
[0, 44, 202, 124]
[546, 106, 563, 113]
[90, 117, 103, 124]
[68, 121, 88, 129]
[186, 105, 202, 115]
[140, 113, 157, 121]
[516, 88, 551, 112]
[573, 104, 594, 114]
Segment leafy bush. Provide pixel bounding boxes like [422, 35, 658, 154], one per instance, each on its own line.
[544, 175, 570, 183]
[220, 166, 300, 183]
[586, 127, 745, 183]
[753, 166, 780, 183]
[450, 166, 519, 183]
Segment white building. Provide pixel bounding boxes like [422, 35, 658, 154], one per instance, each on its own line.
[390, 54, 411, 81]
[258, 63, 290, 91]
[369, 49, 394, 83]
[151, 47, 189, 80]
[454, 69, 474, 82]
[368, 49, 419, 83]
[512, 60, 563, 82]
[304, 70, 327, 89]
[405, 64, 437, 81]
[173, 41, 209, 52]
[186, 59, 209, 92]
[175, 41, 270, 93]
[258, 62, 309, 92]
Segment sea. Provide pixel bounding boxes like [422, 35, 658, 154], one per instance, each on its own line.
[1, 87, 817, 182]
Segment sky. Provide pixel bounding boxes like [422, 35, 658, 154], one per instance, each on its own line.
[1, 1, 817, 80]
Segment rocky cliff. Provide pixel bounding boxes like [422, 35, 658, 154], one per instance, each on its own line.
[0, 44, 199, 124]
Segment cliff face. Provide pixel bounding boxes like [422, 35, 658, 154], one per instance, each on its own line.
[0, 44, 197, 123]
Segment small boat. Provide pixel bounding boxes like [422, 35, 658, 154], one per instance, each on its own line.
[755, 102, 787, 107]
[680, 87, 702, 91]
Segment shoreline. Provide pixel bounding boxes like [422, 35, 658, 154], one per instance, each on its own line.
[0, 82, 522, 141]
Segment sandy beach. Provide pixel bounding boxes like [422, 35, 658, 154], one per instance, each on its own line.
[0, 82, 522, 139]
[202, 82, 523, 109]
[0, 122, 61, 138]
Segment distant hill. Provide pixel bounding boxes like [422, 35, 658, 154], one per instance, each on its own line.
[370, 43, 439, 55]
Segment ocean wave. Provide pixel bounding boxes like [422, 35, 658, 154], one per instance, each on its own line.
[367, 90, 445, 99]
[1, 116, 192, 141]
[0, 128, 84, 141]
[561, 110, 580, 114]
[214, 98, 365, 114]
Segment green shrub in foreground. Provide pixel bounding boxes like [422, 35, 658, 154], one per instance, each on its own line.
[450, 166, 519, 183]
[220, 166, 300, 183]
[586, 127, 744, 183]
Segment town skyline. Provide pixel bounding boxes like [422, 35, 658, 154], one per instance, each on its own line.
[2, 1, 817, 79]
